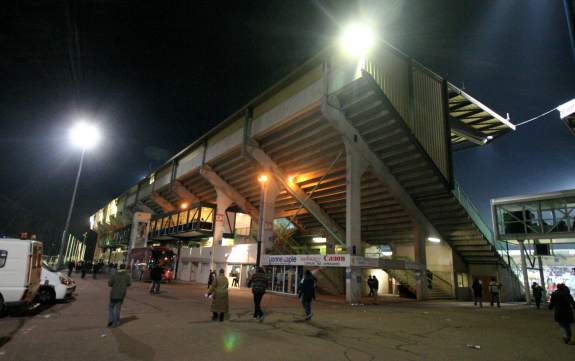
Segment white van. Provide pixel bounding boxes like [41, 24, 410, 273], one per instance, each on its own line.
[0, 238, 43, 311]
[36, 264, 76, 304]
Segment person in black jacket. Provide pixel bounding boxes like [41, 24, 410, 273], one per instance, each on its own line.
[548, 283, 575, 344]
[532, 282, 544, 309]
[472, 279, 483, 308]
[150, 264, 163, 294]
[247, 267, 268, 321]
[298, 270, 316, 321]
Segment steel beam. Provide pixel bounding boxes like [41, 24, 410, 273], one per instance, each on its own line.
[172, 180, 200, 205]
[449, 117, 486, 145]
[321, 97, 441, 240]
[150, 192, 176, 213]
[245, 143, 346, 245]
[199, 165, 260, 221]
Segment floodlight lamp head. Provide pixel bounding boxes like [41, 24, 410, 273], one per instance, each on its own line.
[69, 121, 100, 150]
[339, 22, 376, 57]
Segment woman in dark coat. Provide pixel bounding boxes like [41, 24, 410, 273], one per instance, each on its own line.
[298, 270, 316, 321]
[548, 283, 575, 344]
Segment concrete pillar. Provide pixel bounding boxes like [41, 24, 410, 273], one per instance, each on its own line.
[257, 177, 280, 264]
[211, 189, 233, 269]
[518, 240, 531, 304]
[344, 140, 367, 304]
[414, 225, 428, 301]
[537, 255, 546, 291]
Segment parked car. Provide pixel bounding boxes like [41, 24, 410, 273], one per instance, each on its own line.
[35, 264, 76, 304]
[0, 238, 43, 312]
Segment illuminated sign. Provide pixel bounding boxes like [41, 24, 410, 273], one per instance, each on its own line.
[263, 254, 350, 267]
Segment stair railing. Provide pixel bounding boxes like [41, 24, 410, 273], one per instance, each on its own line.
[452, 180, 524, 285]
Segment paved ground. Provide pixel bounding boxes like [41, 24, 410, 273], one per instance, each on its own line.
[0, 277, 573, 361]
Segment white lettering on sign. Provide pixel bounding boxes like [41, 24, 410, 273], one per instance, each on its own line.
[262, 254, 349, 267]
[557, 98, 575, 119]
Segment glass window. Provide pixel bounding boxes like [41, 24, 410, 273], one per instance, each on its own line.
[188, 208, 199, 223]
[178, 210, 188, 226]
[235, 213, 251, 236]
[0, 250, 7, 268]
[200, 207, 214, 223]
[170, 213, 179, 227]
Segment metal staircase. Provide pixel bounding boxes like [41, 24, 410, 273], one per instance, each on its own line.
[333, 74, 522, 286]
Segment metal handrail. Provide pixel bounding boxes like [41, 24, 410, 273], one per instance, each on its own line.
[452, 180, 524, 283]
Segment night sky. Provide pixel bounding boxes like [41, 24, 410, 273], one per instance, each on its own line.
[1, 1, 574, 253]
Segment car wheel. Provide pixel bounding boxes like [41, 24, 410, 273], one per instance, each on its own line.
[37, 287, 55, 305]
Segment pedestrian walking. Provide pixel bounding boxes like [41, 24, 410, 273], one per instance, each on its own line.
[548, 283, 575, 344]
[107, 264, 131, 328]
[150, 263, 163, 294]
[472, 278, 483, 307]
[207, 269, 216, 289]
[372, 275, 379, 304]
[489, 277, 501, 308]
[81, 262, 88, 279]
[232, 271, 240, 287]
[208, 269, 229, 322]
[532, 282, 544, 309]
[247, 267, 267, 321]
[298, 270, 316, 320]
[367, 275, 374, 297]
[67, 261, 74, 277]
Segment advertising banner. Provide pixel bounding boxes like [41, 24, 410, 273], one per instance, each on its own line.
[263, 254, 350, 267]
[129, 212, 151, 250]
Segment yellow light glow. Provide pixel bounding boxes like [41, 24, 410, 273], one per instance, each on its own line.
[180, 203, 189, 210]
[258, 174, 268, 183]
[339, 22, 376, 57]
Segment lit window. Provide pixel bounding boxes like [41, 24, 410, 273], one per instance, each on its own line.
[235, 213, 251, 236]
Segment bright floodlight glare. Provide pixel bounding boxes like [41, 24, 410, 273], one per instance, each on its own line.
[339, 22, 375, 56]
[69, 122, 100, 150]
[427, 237, 441, 243]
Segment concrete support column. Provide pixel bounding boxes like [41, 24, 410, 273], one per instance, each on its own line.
[257, 177, 280, 264]
[518, 240, 531, 304]
[211, 189, 233, 269]
[344, 140, 367, 304]
[414, 225, 428, 301]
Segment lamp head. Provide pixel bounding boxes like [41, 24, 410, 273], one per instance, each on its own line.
[69, 121, 100, 150]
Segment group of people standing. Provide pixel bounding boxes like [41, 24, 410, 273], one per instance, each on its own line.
[205, 267, 317, 322]
[471, 277, 575, 344]
[67, 260, 106, 279]
[471, 277, 502, 308]
[367, 275, 379, 302]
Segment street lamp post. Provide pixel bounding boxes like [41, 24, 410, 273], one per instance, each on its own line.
[57, 148, 85, 268]
[57, 121, 100, 268]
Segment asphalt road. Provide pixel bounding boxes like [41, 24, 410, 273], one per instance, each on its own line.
[0, 277, 572, 361]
